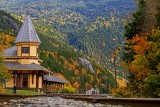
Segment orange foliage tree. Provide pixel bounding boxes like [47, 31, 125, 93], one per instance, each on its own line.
[81, 68, 87, 74]
[73, 82, 80, 90]
[130, 35, 150, 56]
[74, 69, 79, 75]
[122, 29, 160, 97]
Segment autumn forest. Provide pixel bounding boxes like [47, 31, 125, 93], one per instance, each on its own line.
[0, 0, 160, 97]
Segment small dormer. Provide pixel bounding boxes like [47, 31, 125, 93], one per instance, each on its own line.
[15, 16, 41, 57]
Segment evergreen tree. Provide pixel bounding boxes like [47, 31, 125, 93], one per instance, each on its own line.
[121, 0, 160, 97]
[156, 8, 160, 27]
[122, 1, 146, 95]
[123, 0, 146, 62]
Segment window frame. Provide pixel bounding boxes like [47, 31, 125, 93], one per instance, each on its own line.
[22, 47, 29, 54]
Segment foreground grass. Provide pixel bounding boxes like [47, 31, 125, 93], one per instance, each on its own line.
[5, 89, 42, 95]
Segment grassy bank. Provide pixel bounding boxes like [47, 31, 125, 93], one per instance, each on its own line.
[5, 89, 42, 95]
[0, 90, 43, 102]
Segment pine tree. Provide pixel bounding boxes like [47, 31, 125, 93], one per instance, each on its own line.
[122, 0, 160, 97]
[123, 0, 146, 62]
[122, 0, 147, 96]
[156, 8, 160, 27]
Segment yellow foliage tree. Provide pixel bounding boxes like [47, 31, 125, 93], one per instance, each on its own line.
[0, 33, 15, 49]
[96, 69, 100, 75]
[130, 35, 150, 56]
[0, 50, 11, 88]
[0, 33, 12, 90]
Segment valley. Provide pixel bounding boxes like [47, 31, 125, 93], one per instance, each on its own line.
[0, 0, 136, 93]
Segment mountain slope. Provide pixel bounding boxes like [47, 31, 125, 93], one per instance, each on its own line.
[0, 10, 116, 93]
[0, 0, 136, 74]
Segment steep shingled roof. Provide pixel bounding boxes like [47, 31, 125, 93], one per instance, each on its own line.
[15, 16, 41, 43]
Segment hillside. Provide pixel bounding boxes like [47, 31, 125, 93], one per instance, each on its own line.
[0, 10, 117, 93]
[0, 0, 136, 74]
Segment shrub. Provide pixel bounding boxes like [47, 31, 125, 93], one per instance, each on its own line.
[62, 85, 76, 94]
[110, 87, 133, 97]
[0, 86, 5, 93]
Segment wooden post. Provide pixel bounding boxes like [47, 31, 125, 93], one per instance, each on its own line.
[48, 82, 50, 93]
[55, 83, 57, 93]
[51, 83, 53, 93]
[47, 82, 48, 93]
[53, 83, 56, 93]
[36, 71, 39, 91]
[13, 71, 16, 85]
[13, 71, 17, 94]
[58, 83, 59, 93]
[44, 81, 46, 93]
[59, 84, 61, 93]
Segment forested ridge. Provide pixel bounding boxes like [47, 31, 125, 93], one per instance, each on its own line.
[1, 0, 159, 97]
[0, 0, 136, 76]
[0, 0, 136, 94]
[0, 0, 160, 97]
[0, 10, 119, 93]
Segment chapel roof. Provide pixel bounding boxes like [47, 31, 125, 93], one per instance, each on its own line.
[15, 16, 41, 43]
[44, 75, 69, 84]
[5, 62, 68, 84]
[5, 62, 51, 73]
[4, 46, 17, 57]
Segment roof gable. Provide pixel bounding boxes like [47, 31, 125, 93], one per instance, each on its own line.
[15, 16, 41, 43]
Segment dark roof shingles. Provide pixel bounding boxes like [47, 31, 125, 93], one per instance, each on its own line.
[5, 62, 49, 72]
[5, 62, 68, 84]
[4, 46, 17, 57]
[15, 16, 41, 43]
[44, 75, 69, 84]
